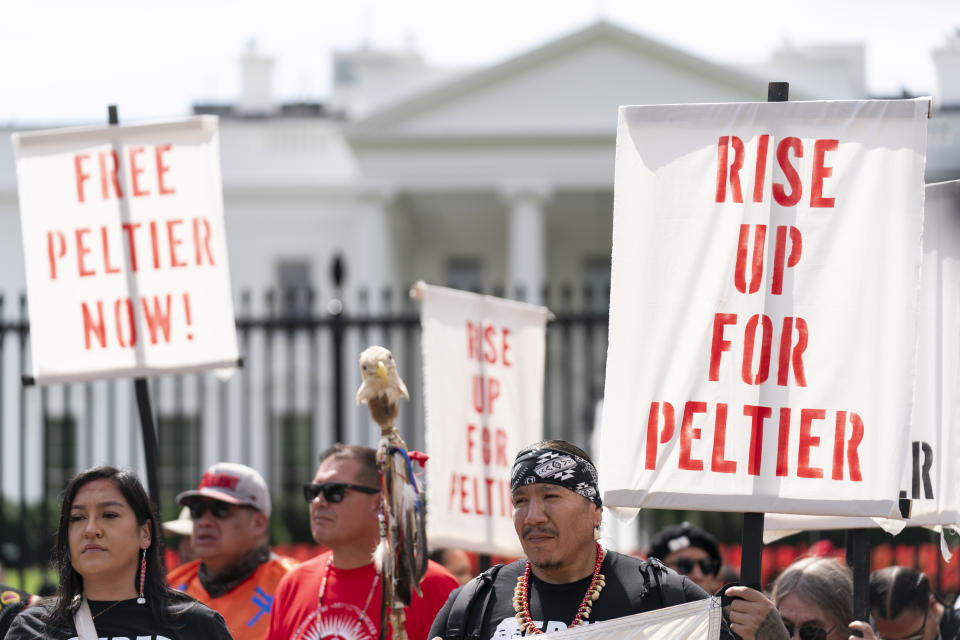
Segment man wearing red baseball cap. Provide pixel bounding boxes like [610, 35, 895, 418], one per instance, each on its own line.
[168, 462, 297, 640]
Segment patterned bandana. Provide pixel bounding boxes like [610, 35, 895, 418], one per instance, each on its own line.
[510, 446, 602, 507]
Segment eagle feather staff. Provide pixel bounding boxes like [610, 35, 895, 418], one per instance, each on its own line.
[356, 345, 428, 640]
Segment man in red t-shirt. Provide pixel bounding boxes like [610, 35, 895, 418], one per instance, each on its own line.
[268, 444, 457, 640]
[168, 462, 297, 640]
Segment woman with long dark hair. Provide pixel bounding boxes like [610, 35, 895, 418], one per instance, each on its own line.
[5, 465, 233, 639]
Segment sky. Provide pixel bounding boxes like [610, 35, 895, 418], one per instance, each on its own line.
[1, 0, 959, 125]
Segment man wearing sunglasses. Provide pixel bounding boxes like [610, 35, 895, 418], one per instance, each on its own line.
[647, 522, 724, 595]
[429, 440, 768, 640]
[168, 462, 298, 640]
[267, 444, 458, 640]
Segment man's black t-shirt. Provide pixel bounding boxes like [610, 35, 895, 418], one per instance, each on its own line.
[429, 551, 730, 640]
[5, 596, 233, 640]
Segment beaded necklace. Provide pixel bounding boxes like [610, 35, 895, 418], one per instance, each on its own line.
[315, 556, 380, 630]
[512, 542, 606, 635]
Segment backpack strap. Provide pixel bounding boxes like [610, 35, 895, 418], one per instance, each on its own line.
[445, 564, 503, 640]
[638, 558, 670, 606]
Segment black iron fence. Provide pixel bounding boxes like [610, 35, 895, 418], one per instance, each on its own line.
[0, 284, 610, 582]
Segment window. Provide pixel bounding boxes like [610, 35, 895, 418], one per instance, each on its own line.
[582, 257, 611, 313]
[272, 413, 314, 542]
[277, 260, 313, 317]
[44, 415, 77, 498]
[445, 257, 484, 292]
[158, 414, 200, 513]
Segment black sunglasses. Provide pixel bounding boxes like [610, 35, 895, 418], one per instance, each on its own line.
[672, 557, 720, 576]
[303, 482, 380, 504]
[783, 620, 836, 640]
[187, 500, 235, 520]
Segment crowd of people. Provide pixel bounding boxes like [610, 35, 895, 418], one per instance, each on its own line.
[0, 438, 955, 640]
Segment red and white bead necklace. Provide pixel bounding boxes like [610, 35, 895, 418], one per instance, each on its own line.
[512, 542, 606, 635]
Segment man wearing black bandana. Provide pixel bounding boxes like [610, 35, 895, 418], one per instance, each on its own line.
[429, 440, 785, 640]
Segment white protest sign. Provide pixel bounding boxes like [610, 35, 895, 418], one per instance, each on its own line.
[12, 116, 238, 384]
[419, 283, 549, 556]
[540, 599, 721, 640]
[600, 99, 928, 517]
[764, 180, 960, 541]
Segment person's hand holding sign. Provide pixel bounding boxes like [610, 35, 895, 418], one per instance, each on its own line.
[724, 585, 789, 640]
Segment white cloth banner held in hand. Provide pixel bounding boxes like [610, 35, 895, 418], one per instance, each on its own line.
[418, 283, 550, 556]
[541, 599, 721, 640]
[601, 99, 928, 518]
[12, 116, 239, 384]
[764, 180, 960, 541]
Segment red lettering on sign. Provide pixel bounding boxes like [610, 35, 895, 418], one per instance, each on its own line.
[777, 317, 808, 386]
[121, 222, 141, 271]
[102, 228, 121, 274]
[82, 301, 106, 350]
[715, 136, 745, 203]
[471, 375, 501, 414]
[744, 405, 772, 476]
[183, 292, 193, 340]
[645, 401, 675, 470]
[47, 231, 66, 279]
[74, 153, 91, 203]
[167, 219, 187, 267]
[98, 150, 124, 200]
[128, 146, 150, 197]
[735, 224, 766, 294]
[141, 294, 172, 344]
[771, 226, 802, 295]
[155, 144, 176, 195]
[149, 221, 161, 269]
[742, 314, 773, 385]
[709, 313, 737, 381]
[776, 407, 791, 477]
[114, 298, 136, 348]
[496, 429, 507, 466]
[832, 411, 864, 481]
[710, 403, 736, 473]
[75, 228, 94, 277]
[810, 139, 838, 208]
[466, 322, 512, 365]
[193, 218, 215, 265]
[773, 137, 803, 206]
[752, 134, 770, 203]
[678, 401, 706, 471]
[645, 400, 866, 481]
[797, 408, 826, 479]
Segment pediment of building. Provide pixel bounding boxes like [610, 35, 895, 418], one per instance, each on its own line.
[348, 21, 779, 144]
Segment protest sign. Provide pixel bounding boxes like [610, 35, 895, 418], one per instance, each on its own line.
[418, 283, 549, 555]
[764, 180, 960, 541]
[600, 99, 928, 517]
[12, 116, 238, 384]
[538, 599, 721, 640]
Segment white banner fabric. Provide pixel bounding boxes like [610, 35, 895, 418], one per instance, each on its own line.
[764, 180, 960, 541]
[600, 99, 928, 517]
[12, 117, 238, 384]
[541, 599, 721, 640]
[420, 283, 550, 556]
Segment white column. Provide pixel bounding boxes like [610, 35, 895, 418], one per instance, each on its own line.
[349, 186, 396, 313]
[502, 185, 552, 303]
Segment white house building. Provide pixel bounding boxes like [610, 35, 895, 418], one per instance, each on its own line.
[1, 20, 958, 511]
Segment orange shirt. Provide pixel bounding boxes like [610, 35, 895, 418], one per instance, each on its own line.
[169, 554, 298, 640]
